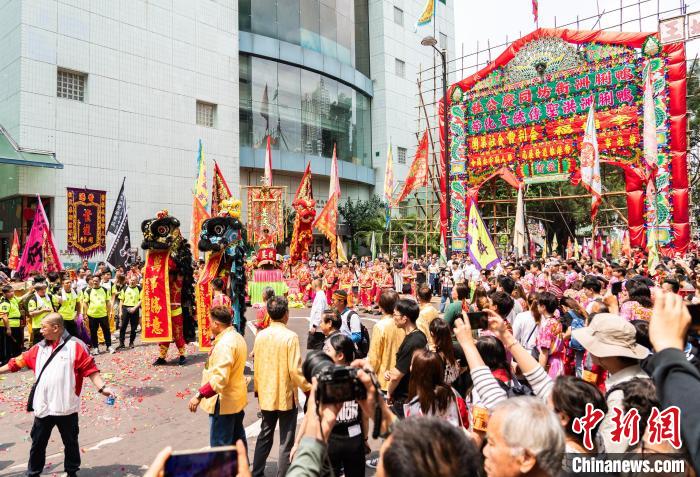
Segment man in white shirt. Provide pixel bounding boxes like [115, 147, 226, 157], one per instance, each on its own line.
[451, 262, 465, 284]
[462, 259, 479, 284]
[307, 279, 327, 350]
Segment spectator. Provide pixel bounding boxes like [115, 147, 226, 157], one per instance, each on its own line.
[254, 287, 275, 330]
[307, 279, 328, 350]
[512, 293, 540, 354]
[404, 349, 465, 427]
[252, 296, 311, 477]
[483, 397, 565, 477]
[536, 292, 565, 378]
[443, 282, 469, 328]
[560, 297, 587, 377]
[662, 278, 681, 294]
[416, 285, 439, 349]
[647, 290, 700, 474]
[429, 318, 464, 387]
[188, 306, 248, 448]
[0, 313, 115, 477]
[385, 299, 427, 417]
[582, 276, 603, 314]
[211, 278, 231, 310]
[287, 363, 481, 477]
[572, 313, 650, 453]
[619, 278, 653, 322]
[439, 271, 454, 313]
[367, 290, 404, 393]
[320, 309, 343, 355]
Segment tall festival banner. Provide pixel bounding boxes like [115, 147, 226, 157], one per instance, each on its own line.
[8, 229, 20, 270]
[290, 162, 316, 263]
[190, 140, 210, 260]
[416, 0, 435, 28]
[66, 188, 106, 259]
[466, 199, 500, 271]
[392, 131, 429, 206]
[402, 235, 408, 265]
[141, 249, 173, 342]
[16, 197, 63, 279]
[384, 142, 394, 230]
[646, 179, 661, 273]
[513, 186, 526, 258]
[579, 104, 602, 225]
[211, 162, 232, 216]
[264, 135, 273, 186]
[195, 251, 223, 351]
[313, 145, 340, 260]
[106, 178, 131, 269]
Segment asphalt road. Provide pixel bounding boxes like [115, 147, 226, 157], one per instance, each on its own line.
[0, 305, 384, 477]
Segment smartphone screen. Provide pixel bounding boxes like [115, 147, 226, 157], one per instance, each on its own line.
[688, 303, 700, 326]
[164, 446, 238, 477]
[467, 311, 489, 330]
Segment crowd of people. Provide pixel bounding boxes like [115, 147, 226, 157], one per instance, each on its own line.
[3, 249, 700, 477]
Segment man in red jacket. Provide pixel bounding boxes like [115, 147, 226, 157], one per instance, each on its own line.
[0, 313, 115, 477]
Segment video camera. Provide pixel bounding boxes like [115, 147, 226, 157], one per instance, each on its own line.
[302, 351, 367, 404]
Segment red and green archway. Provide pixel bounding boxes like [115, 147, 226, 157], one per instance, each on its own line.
[441, 28, 689, 255]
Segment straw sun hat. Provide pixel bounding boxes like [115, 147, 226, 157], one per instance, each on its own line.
[571, 313, 650, 360]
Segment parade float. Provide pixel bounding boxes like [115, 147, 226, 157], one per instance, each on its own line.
[245, 183, 289, 304]
[443, 28, 690, 256]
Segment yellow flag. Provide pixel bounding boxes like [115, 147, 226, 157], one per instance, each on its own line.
[466, 200, 500, 270]
[416, 0, 435, 27]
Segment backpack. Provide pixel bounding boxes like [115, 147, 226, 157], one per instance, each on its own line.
[568, 311, 586, 351]
[343, 309, 370, 358]
[497, 377, 535, 398]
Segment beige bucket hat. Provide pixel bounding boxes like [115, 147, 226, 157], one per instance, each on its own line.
[571, 313, 650, 359]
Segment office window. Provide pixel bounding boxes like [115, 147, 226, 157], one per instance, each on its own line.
[196, 101, 216, 127]
[395, 58, 405, 78]
[440, 32, 448, 49]
[57, 69, 86, 101]
[397, 146, 407, 164]
[393, 6, 403, 26]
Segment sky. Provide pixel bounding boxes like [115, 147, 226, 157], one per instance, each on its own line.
[451, 0, 700, 80]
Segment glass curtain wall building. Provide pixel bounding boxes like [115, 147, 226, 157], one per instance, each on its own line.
[239, 0, 374, 191]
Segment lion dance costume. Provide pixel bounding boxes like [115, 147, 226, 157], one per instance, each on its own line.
[140, 210, 195, 366]
[197, 199, 249, 346]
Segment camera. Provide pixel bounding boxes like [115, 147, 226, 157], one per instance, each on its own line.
[302, 351, 367, 404]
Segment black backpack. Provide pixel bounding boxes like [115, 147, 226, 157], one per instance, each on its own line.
[343, 309, 370, 358]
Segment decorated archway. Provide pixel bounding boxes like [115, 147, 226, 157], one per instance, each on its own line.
[442, 28, 689, 255]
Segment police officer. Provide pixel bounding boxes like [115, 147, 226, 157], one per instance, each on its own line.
[117, 275, 141, 349]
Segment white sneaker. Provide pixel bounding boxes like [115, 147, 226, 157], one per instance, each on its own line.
[108, 346, 116, 354]
[366, 457, 379, 469]
[90, 348, 99, 356]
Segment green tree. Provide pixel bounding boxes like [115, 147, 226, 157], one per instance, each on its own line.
[339, 195, 384, 252]
[687, 60, 700, 226]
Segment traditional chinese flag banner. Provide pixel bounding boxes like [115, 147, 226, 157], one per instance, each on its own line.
[392, 131, 429, 206]
[466, 199, 500, 271]
[16, 197, 63, 279]
[66, 188, 106, 259]
[314, 193, 338, 260]
[211, 161, 232, 216]
[196, 251, 223, 351]
[191, 140, 209, 260]
[246, 186, 285, 246]
[141, 249, 172, 343]
[8, 229, 20, 270]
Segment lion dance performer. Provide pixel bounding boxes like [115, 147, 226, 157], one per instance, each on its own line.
[197, 199, 249, 344]
[140, 210, 195, 366]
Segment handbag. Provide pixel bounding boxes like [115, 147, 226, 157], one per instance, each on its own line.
[27, 337, 72, 412]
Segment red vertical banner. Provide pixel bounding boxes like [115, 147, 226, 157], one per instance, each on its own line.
[196, 251, 223, 352]
[141, 249, 172, 343]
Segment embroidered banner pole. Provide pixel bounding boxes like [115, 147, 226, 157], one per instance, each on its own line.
[67, 188, 106, 259]
[141, 249, 172, 342]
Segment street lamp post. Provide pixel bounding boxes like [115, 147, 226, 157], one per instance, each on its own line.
[421, 36, 451, 260]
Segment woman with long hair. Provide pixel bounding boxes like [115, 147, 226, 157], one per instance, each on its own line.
[429, 318, 463, 386]
[405, 349, 466, 428]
